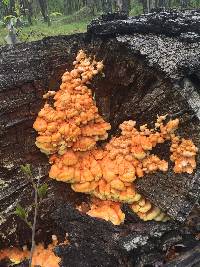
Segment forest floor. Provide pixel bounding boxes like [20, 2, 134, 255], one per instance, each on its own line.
[0, 5, 143, 46]
[0, 16, 90, 46]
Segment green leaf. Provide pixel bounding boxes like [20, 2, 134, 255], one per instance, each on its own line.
[3, 15, 15, 23]
[25, 220, 32, 229]
[2, 0, 9, 6]
[37, 183, 48, 199]
[50, 12, 62, 17]
[20, 164, 32, 176]
[15, 204, 27, 220]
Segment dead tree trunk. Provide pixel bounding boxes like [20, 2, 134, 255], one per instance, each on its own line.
[0, 10, 200, 267]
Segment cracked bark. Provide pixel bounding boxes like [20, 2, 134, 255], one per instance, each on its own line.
[0, 10, 200, 267]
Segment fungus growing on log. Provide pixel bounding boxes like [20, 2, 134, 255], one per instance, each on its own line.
[33, 50, 110, 155]
[33, 50, 198, 225]
[0, 236, 61, 267]
[170, 137, 198, 174]
[86, 198, 125, 225]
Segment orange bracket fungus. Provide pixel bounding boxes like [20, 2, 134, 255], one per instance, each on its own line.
[33, 50, 198, 226]
[0, 236, 61, 267]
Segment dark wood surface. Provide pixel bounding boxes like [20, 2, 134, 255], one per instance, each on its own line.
[0, 10, 200, 266]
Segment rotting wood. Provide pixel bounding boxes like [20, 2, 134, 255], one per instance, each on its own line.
[0, 12, 199, 266]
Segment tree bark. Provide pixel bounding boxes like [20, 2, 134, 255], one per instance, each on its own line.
[26, 0, 33, 25]
[122, 0, 130, 14]
[9, 0, 16, 15]
[0, 12, 200, 262]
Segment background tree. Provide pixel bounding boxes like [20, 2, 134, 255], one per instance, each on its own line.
[102, 0, 113, 13]
[115, 0, 130, 13]
[0, 0, 200, 47]
[1, 0, 200, 21]
[26, 0, 33, 25]
[38, 0, 51, 25]
[87, 0, 95, 15]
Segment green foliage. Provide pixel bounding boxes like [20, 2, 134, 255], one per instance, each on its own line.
[50, 12, 63, 17]
[15, 204, 32, 228]
[21, 163, 32, 176]
[61, 6, 98, 24]
[37, 183, 48, 199]
[3, 15, 16, 23]
[15, 0, 21, 17]
[15, 164, 49, 232]
[1, 0, 199, 46]
[48, 0, 64, 13]
[190, 0, 200, 7]
[130, 0, 143, 16]
[0, 15, 89, 45]
[18, 29, 46, 42]
[2, 0, 9, 6]
[15, 204, 27, 220]
[3, 14, 24, 28]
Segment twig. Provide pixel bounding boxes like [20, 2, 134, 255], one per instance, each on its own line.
[29, 167, 41, 267]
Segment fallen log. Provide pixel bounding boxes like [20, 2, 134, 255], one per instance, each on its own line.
[164, 244, 200, 267]
[0, 9, 200, 266]
[88, 10, 200, 39]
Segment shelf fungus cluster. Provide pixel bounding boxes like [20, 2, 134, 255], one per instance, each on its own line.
[0, 236, 61, 267]
[33, 50, 198, 225]
[86, 197, 125, 226]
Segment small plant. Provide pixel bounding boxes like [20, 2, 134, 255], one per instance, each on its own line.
[3, 15, 24, 27]
[50, 12, 62, 17]
[18, 30, 46, 42]
[15, 164, 48, 267]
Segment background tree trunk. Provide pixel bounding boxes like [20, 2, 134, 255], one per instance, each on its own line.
[26, 0, 33, 25]
[9, 0, 16, 15]
[122, 0, 131, 14]
[38, 0, 51, 25]
[102, 0, 113, 13]
[87, 0, 95, 15]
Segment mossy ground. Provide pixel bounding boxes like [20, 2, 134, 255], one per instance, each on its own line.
[0, 15, 90, 46]
[0, 3, 144, 46]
